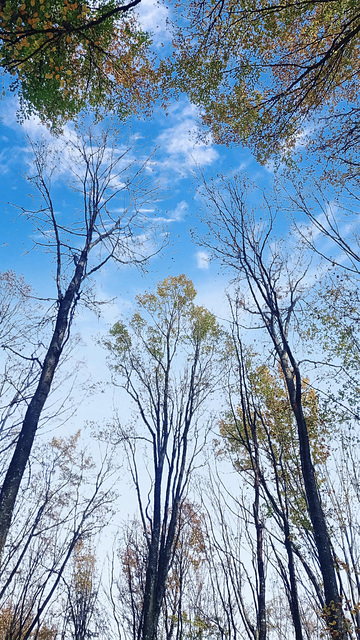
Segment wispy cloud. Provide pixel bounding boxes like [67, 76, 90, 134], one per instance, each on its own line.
[148, 200, 188, 225]
[196, 251, 210, 269]
[157, 115, 219, 175]
[169, 200, 187, 221]
[135, 0, 170, 46]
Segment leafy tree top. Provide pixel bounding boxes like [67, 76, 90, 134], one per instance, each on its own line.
[109, 274, 222, 364]
[0, 0, 160, 126]
[172, 0, 360, 173]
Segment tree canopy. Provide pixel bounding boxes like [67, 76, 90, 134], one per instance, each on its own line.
[172, 0, 360, 172]
[0, 0, 159, 125]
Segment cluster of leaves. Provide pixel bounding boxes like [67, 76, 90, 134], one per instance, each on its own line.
[0, 605, 56, 640]
[109, 274, 222, 364]
[304, 274, 360, 423]
[219, 362, 329, 533]
[221, 363, 329, 468]
[172, 0, 360, 169]
[0, 0, 159, 125]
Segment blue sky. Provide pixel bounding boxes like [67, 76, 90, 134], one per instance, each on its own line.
[0, 0, 314, 321]
[0, 80, 273, 318]
[2, 0, 356, 519]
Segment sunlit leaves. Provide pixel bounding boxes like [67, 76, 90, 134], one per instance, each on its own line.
[172, 0, 360, 169]
[0, 0, 159, 126]
[219, 361, 329, 533]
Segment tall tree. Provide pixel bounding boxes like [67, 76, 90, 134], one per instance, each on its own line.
[220, 337, 268, 640]
[220, 330, 333, 639]
[62, 541, 99, 640]
[106, 275, 223, 640]
[111, 502, 214, 640]
[198, 175, 349, 638]
[0, 127, 159, 561]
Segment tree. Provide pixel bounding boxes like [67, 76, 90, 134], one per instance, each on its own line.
[0, 431, 114, 640]
[172, 0, 360, 174]
[0, 271, 41, 472]
[0, 604, 56, 640]
[106, 275, 223, 640]
[219, 338, 268, 640]
[62, 541, 99, 640]
[0, 0, 159, 125]
[0, 127, 159, 562]
[219, 326, 334, 639]
[111, 503, 216, 640]
[197, 175, 349, 638]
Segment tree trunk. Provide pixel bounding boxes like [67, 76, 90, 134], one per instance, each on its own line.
[0, 257, 87, 559]
[252, 426, 266, 640]
[279, 351, 348, 639]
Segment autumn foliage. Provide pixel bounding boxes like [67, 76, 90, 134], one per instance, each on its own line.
[0, 0, 159, 125]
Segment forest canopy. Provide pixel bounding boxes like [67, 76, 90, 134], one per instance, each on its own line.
[0, 0, 159, 124]
[172, 0, 360, 173]
[1, 1, 360, 639]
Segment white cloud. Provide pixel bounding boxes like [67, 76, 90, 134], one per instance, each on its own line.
[196, 251, 210, 269]
[149, 200, 188, 225]
[135, 0, 170, 45]
[0, 96, 143, 183]
[0, 147, 23, 174]
[158, 118, 218, 174]
[169, 200, 187, 221]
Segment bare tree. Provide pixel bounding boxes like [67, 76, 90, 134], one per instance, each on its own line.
[0, 127, 159, 561]
[62, 541, 99, 640]
[0, 432, 115, 640]
[224, 328, 268, 640]
[198, 175, 349, 639]
[111, 501, 213, 640]
[220, 313, 330, 639]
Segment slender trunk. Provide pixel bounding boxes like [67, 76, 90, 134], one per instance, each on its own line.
[254, 473, 266, 640]
[283, 517, 304, 640]
[252, 425, 266, 640]
[140, 484, 183, 640]
[140, 466, 162, 640]
[279, 352, 347, 639]
[0, 257, 86, 559]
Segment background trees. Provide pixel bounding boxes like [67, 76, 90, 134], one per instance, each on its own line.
[195, 174, 360, 638]
[0, 432, 114, 640]
[0, 126, 159, 559]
